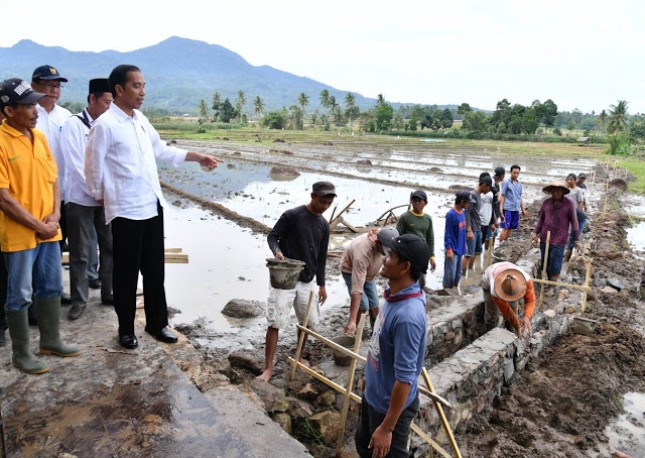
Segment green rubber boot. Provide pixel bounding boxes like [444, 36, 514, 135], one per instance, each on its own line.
[6, 309, 49, 374]
[35, 297, 80, 357]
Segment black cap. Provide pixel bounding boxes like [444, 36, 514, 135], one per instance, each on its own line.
[0, 78, 46, 109]
[380, 233, 430, 274]
[494, 166, 506, 178]
[566, 173, 577, 181]
[89, 78, 109, 95]
[410, 190, 427, 201]
[32, 65, 68, 82]
[578, 173, 587, 179]
[456, 190, 471, 203]
[312, 181, 337, 197]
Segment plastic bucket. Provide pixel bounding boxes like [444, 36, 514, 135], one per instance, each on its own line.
[266, 258, 306, 290]
[331, 336, 356, 366]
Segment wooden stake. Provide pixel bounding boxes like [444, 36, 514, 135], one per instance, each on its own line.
[335, 313, 367, 457]
[422, 368, 463, 458]
[538, 230, 551, 311]
[290, 291, 314, 380]
[581, 260, 592, 314]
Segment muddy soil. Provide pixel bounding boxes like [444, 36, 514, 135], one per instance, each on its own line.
[458, 188, 645, 458]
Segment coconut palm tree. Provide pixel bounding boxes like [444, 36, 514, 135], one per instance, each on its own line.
[236, 90, 247, 123]
[320, 90, 330, 109]
[298, 93, 309, 129]
[254, 96, 265, 117]
[607, 100, 628, 134]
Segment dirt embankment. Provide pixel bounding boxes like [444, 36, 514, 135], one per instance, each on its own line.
[458, 188, 645, 458]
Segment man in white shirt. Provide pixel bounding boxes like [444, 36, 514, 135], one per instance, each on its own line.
[31, 65, 73, 306]
[85, 65, 221, 350]
[60, 79, 114, 320]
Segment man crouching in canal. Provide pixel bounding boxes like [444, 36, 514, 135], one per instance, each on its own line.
[257, 181, 336, 383]
[356, 233, 429, 458]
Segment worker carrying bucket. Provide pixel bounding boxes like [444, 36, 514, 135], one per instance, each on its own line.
[482, 261, 535, 337]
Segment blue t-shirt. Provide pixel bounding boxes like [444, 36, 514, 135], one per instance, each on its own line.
[501, 178, 523, 211]
[365, 282, 427, 415]
[444, 208, 467, 256]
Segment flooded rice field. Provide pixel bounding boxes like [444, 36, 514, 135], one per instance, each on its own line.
[158, 138, 604, 345]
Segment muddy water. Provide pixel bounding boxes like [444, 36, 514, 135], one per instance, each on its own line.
[602, 392, 645, 457]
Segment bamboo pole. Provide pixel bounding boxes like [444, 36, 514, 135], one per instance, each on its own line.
[422, 368, 463, 458]
[289, 291, 314, 380]
[580, 260, 592, 314]
[330, 199, 355, 226]
[336, 313, 367, 457]
[532, 277, 590, 291]
[538, 231, 551, 311]
[410, 424, 453, 458]
[591, 170, 596, 185]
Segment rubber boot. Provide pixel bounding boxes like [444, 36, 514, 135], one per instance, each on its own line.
[6, 309, 49, 374]
[34, 296, 80, 357]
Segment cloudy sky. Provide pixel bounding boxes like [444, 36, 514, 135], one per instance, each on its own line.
[1, 0, 643, 113]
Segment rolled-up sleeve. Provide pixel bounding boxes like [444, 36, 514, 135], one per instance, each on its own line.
[148, 119, 187, 166]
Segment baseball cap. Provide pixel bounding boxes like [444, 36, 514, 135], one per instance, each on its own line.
[578, 173, 587, 179]
[312, 181, 337, 197]
[0, 78, 46, 108]
[32, 65, 68, 82]
[89, 78, 109, 94]
[456, 190, 471, 204]
[494, 166, 506, 178]
[376, 227, 399, 255]
[410, 190, 427, 201]
[379, 233, 430, 274]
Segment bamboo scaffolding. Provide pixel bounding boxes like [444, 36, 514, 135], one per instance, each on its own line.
[288, 316, 461, 457]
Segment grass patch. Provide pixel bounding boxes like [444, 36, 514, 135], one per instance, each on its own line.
[618, 157, 645, 194]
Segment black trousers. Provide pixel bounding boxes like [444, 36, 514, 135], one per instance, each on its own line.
[355, 395, 419, 457]
[111, 204, 167, 336]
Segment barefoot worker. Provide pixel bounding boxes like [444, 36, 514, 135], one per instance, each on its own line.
[499, 165, 526, 241]
[341, 226, 398, 335]
[355, 234, 429, 458]
[258, 181, 336, 382]
[482, 261, 535, 337]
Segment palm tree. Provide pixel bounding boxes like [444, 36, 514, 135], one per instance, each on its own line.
[607, 100, 628, 134]
[320, 90, 330, 110]
[254, 96, 265, 118]
[298, 93, 309, 129]
[345, 92, 359, 134]
[236, 90, 247, 123]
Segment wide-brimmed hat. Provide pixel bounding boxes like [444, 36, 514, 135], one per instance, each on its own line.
[542, 181, 570, 195]
[494, 268, 527, 302]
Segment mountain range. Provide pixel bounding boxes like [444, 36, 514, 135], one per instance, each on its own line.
[1, 37, 439, 115]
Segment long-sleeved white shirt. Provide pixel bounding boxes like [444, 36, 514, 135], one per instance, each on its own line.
[84, 103, 187, 224]
[59, 110, 98, 207]
[36, 103, 72, 199]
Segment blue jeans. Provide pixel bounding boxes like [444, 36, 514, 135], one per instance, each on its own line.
[568, 209, 588, 250]
[4, 242, 63, 312]
[443, 253, 463, 288]
[342, 272, 379, 311]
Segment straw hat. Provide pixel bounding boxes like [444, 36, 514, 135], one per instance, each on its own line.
[542, 181, 570, 195]
[494, 268, 527, 302]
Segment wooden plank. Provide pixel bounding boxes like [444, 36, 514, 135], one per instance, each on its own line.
[62, 251, 188, 264]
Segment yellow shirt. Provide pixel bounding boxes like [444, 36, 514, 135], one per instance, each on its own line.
[0, 121, 61, 251]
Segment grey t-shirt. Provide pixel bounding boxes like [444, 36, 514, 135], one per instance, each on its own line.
[466, 190, 482, 232]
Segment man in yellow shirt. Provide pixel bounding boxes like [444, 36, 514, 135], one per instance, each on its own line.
[0, 78, 79, 374]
